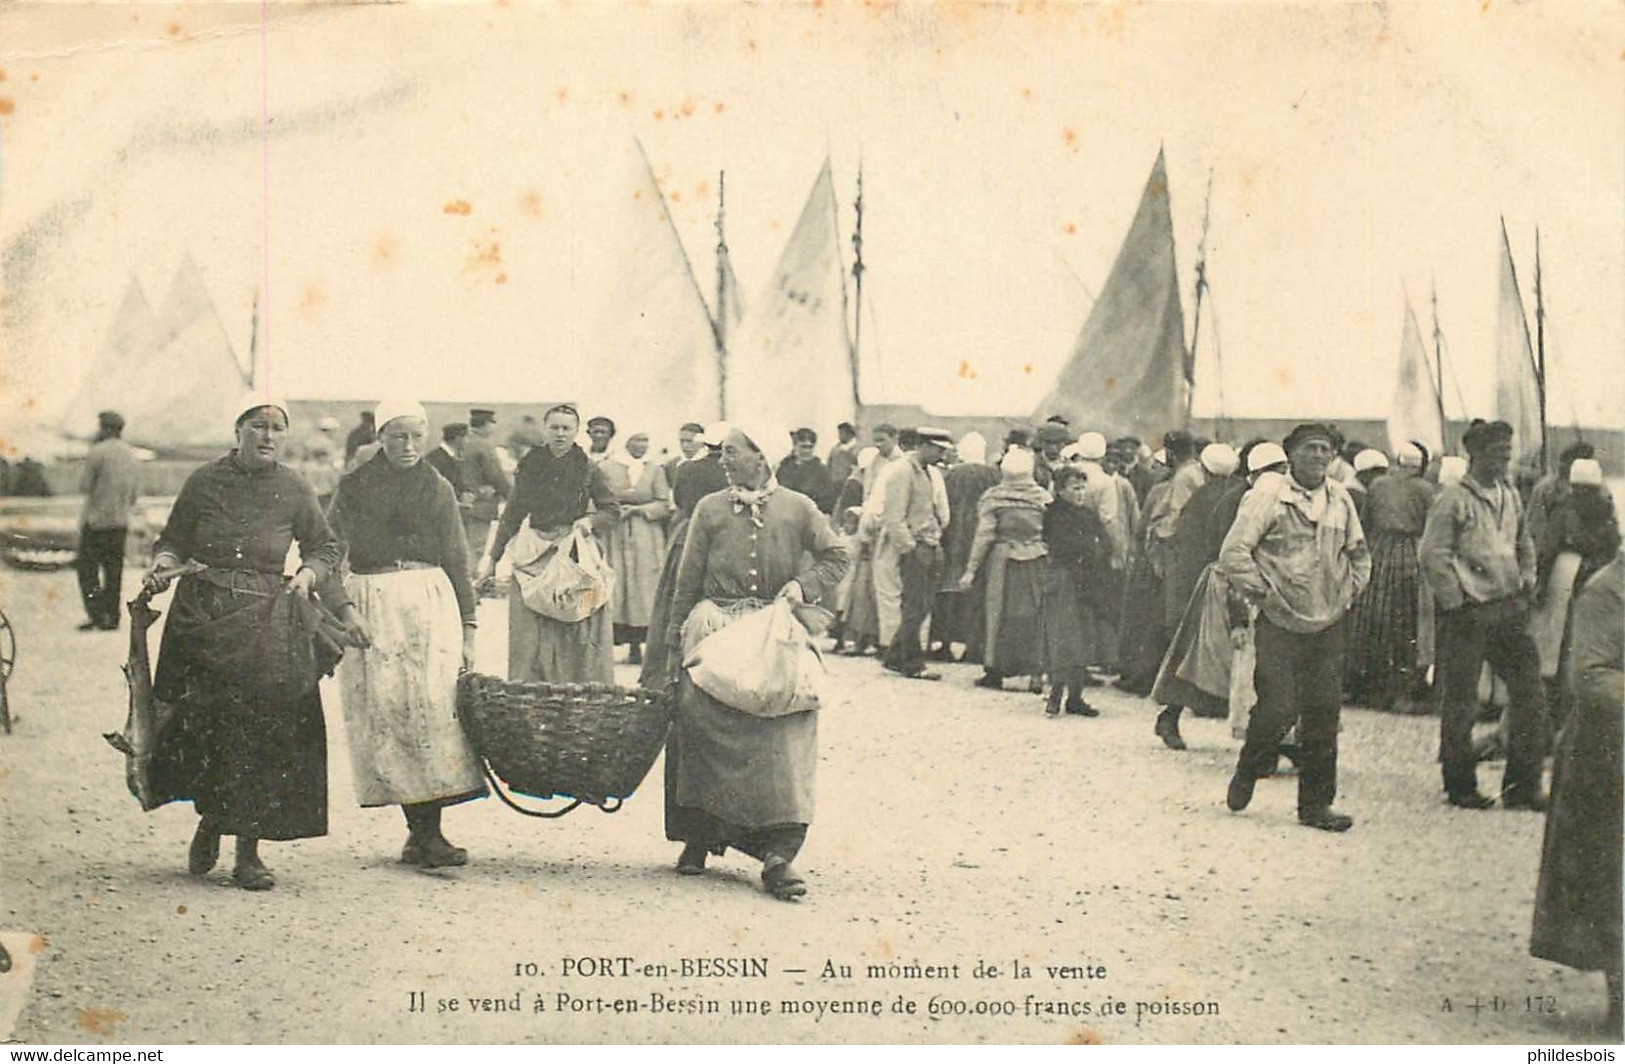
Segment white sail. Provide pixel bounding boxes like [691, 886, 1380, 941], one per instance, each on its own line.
[1034, 149, 1187, 440]
[57, 275, 164, 439]
[1494, 223, 1543, 460]
[723, 158, 854, 448]
[578, 139, 722, 444]
[1386, 293, 1444, 456]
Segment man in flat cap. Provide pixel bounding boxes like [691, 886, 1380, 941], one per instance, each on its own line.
[462, 407, 512, 572]
[1034, 422, 1072, 490]
[776, 427, 836, 514]
[1219, 423, 1370, 831]
[1420, 419, 1547, 810]
[76, 410, 141, 631]
[880, 427, 954, 679]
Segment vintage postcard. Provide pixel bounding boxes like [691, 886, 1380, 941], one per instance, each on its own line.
[0, 0, 1621, 1046]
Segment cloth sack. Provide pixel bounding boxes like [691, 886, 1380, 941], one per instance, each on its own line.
[683, 598, 825, 718]
[511, 526, 615, 623]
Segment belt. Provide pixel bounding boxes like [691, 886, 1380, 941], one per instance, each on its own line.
[351, 560, 439, 575]
[194, 567, 280, 597]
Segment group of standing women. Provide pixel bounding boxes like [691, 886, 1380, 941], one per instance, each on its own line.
[145, 398, 628, 890]
[138, 399, 835, 902]
[143, 395, 484, 889]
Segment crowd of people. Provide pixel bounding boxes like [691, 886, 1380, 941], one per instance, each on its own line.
[59, 395, 1620, 1028]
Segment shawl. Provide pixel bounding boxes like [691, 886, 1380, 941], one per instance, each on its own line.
[977, 478, 1052, 517]
[726, 475, 780, 528]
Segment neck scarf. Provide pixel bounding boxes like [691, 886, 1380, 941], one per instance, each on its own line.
[727, 474, 779, 528]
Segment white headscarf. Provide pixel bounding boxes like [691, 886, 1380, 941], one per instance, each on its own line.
[1570, 458, 1604, 487]
[1076, 432, 1108, 461]
[615, 431, 649, 485]
[1200, 442, 1240, 477]
[1000, 446, 1036, 479]
[373, 396, 429, 433]
[957, 431, 988, 465]
[233, 392, 290, 428]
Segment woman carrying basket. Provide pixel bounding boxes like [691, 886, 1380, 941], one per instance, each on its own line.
[140, 396, 354, 891]
[475, 404, 621, 684]
[324, 398, 486, 869]
[662, 425, 848, 901]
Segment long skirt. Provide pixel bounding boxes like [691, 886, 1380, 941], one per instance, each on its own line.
[639, 518, 689, 688]
[1116, 552, 1166, 692]
[339, 569, 485, 807]
[609, 515, 666, 630]
[931, 572, 984, 651]
[1344, 532, 1426, 709]
[841, 553, 881, 647]
[664, 604, 816, 860]
[507, 583, 613, 684]
[1041, 562, 1096, 673]
[1151, 564, 1234, 718]
[983, 546, 1045, 678]
[1529, 552, 1583, 680]
[1531, 681, 1623, 971]
[149, 569, 331, 840]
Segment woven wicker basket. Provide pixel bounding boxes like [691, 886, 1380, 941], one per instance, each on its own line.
[456, 672, 672, 809]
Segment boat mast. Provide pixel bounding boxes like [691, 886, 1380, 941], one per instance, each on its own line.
[1185, 168, 1212, 431]
[849, 162, 865, 414]
[714, 171, 730, 419]
[1534, 227, 1548, 472]
[1430, 279, 1446, 450]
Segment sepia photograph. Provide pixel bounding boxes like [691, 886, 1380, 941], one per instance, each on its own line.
[0, 0, 1621, 1046]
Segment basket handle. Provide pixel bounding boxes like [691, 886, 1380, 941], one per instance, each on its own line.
[477, 759, 621, 818]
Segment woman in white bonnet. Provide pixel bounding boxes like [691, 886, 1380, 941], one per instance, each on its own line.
[325, 397, 486, 869]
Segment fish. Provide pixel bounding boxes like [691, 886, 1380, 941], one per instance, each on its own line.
[104, 561, 204, 810]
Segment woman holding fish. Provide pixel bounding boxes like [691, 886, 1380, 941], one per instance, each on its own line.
[140, 396, 358, 891]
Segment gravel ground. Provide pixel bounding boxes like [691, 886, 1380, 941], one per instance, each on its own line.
[0, 564, 1616, 1045]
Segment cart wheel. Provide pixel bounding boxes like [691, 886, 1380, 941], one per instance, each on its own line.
[0, 608, 14, 680]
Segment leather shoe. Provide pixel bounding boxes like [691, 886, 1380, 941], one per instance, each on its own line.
[188, 823, 221, 876]
[1155, 708, 1187, 750]
[1226, 773, 1255, 812]
[676, 842, 708, 876]
[402, 834, 469, 868]
[1502, 793, 1548, 812]
[1447, 792, 1496, 810]
[1299, 809, 1354, 832]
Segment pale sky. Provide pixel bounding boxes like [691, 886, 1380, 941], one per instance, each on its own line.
[2, 1, 1620, 430]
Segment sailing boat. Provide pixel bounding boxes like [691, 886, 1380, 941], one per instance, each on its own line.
[1385, 290, 1445, 457]
[722, 157, 856, 440]
[59, 256, 252, 454]
[1494, 219, 1546, 470]
[579, 138, 723, 438]
[1034, 149, 1188, 440]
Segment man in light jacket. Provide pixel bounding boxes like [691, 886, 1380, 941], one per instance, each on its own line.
[1219, 423, 1371, 832]
[1418, 419, 1546, 811]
